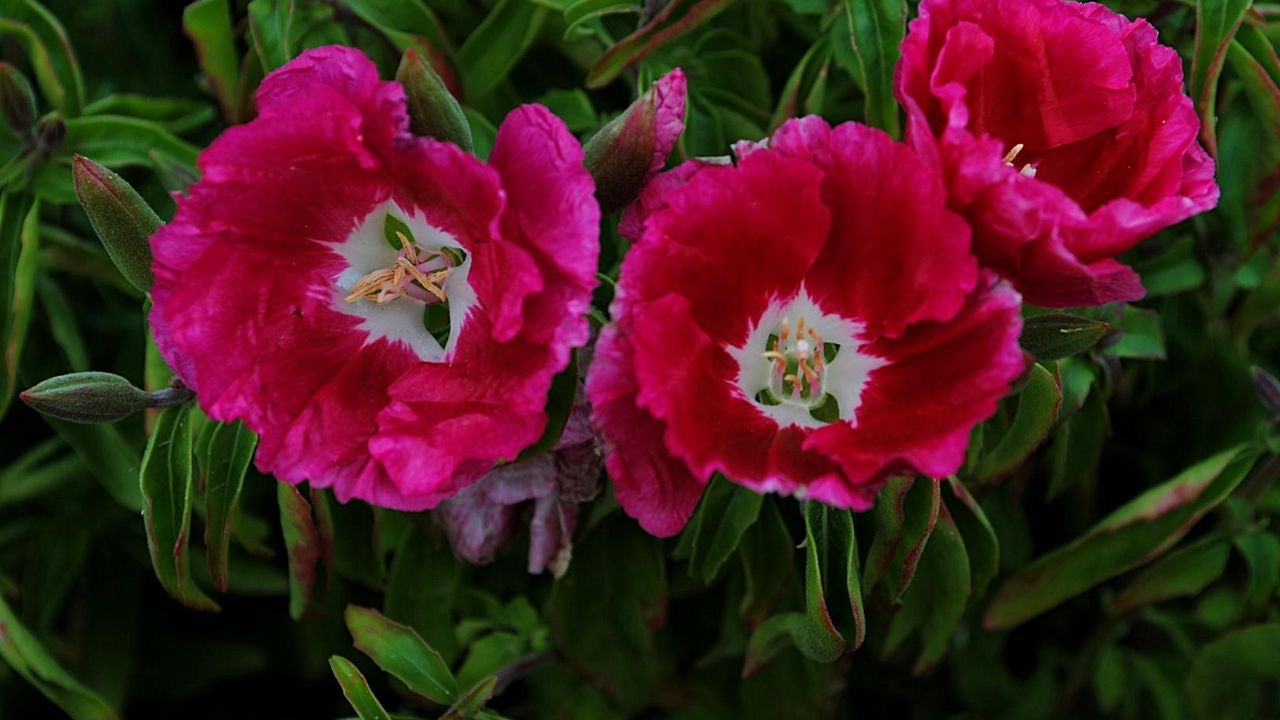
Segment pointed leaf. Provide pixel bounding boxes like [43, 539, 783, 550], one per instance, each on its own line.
[330, 655, 393, 720]
[1190, 0, 1252, 155]
[945, 477, 999, 596]
[684, 474, 764, 583]
[278, 483, 321, 620]
[140, 403, 218, 611]
[346, 605, 458, 704]
[1111, 536, 1230, 612]
[585, 0, 734, 88]
[202, 421, 258, 593]
[841, 0, 906, 135]
[458, 0, 546, 100]
[0, 593, 117, 720]
[883, 504, 970, 673]
[182, 0, 242, 122]
[974, 363, 1062, 482]
[1, 193, 38, 422]
[986, 446, 1257, 629]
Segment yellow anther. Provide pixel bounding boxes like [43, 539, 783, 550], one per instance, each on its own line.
[1002, 143, 1025, 164]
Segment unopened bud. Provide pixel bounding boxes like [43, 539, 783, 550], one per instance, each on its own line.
[0, 63, 36, 137]
[396, 48, 473, 152]
[583, 68, 686, 214]
[73, 155, 162, 293]
[20, 372, 170, 424]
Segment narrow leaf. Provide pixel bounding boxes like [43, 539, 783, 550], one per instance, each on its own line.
[182, 0, 242, 122]
[140, 403, 218, 611]
[985, 446, 1257, 629]
[842, 0, 906, 135]
[585, 0, 734, 88]
[278, 483, 321, 620]
[345, 605, 458, 704]
[458, 0, 546, 100]
[0, 593, 117, 720]
[202, 421, 259, 593]
[1190, 0, 1252, 155]
[974, 363, 1062, 482]
[330, 655, 393, 720]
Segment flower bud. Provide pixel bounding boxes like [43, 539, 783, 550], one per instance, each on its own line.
[583, 68, 686, 215]
[72, 154, 162, 293]
[396, 48, 473, 152]
[1253, 366, 1280, 419]
[21, 372, 153, 424]
[0, 63, 36, 137]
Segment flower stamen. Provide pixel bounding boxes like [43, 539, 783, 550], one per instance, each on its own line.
[345, 229, 458, 306]
[1002, 142, 1038, 178]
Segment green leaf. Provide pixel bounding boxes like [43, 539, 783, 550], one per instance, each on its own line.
[535, 88, 598, 132]
[743, 503, 847, 674]
[585, 0, 735, 88]
[1047, 388, 1107, 500]
[985, 446, 1257, 629]
[883, 503, 970, 674]
[340, 0, 456, 69]
[771, 34, 831, 130]
[682, 474, 765, 583]
[738, 499, 794, 627]
[140, 403, 219, 611]
[863, 476, 941, 600]
[973, 363, 1062, 482]
[443, 675, 499, 720]
[458, 0, 547, 100]
[455, 633, 523, 693]
[81, 94, 215, 134]
[1110, 305, 1166, 360]
[1019, 314, 1111, 361]
[397, 48, 473, 151]
[278, 483, 322, 620]
[1111, 535, 1230, 612]
[183, 0, 243, 122]
[841, 0, 906, 135]
[385, 524, 461, 664]
[201, 421, 258, 593]
[1233, 531, 1280, 618]
[248, 0, 297, 72]
[1186, 624, 1280, 720]
[0, 593, 117, 720]
[330, 655, 394, 720]
[1190, 0, 1252, 155]
[547, 515, 665, 713]
[1, 193, 38, 422]
[43, 418, 141, 510]
[944, 477, 999, 597]
[346, 604, 458, 704]
[71, 155, 160, 293]
[0, 0, 84, 116]
[564, 0, 640, 37]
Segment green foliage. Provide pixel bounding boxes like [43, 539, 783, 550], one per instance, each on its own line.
[0, 0, 1278, 717]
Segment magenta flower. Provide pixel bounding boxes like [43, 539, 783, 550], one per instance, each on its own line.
[896, 0, 1218, 307]
[587, 117, 1026, 537]
[149, 47, 599, 510]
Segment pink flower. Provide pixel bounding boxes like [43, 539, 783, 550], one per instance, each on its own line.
[896, 0, 1218, 307]
[587, 117, 1026, 537]
[149, 47, 599, 510]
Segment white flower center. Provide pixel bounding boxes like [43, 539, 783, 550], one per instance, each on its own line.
[728, 287, 885, 429]
[331, 200, 478, 362]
